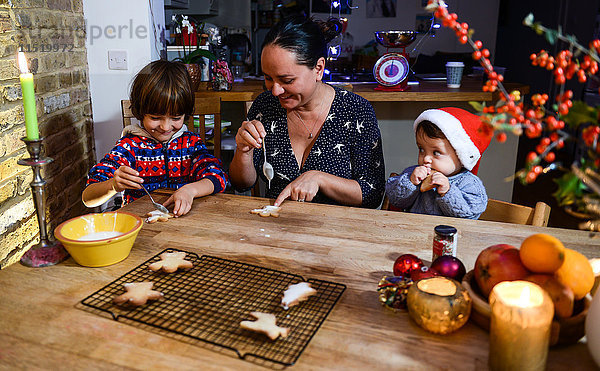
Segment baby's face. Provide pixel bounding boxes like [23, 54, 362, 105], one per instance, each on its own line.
[143, 114, 185, 142]
[416, 131, 462, 176]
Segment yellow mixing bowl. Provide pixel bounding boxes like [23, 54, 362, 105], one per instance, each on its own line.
[54, 211, 143, 267]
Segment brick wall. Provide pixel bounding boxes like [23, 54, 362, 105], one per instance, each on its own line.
[0, 0, 94, 268]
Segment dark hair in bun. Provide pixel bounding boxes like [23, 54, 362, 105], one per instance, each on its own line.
[262, 15, 342, 68]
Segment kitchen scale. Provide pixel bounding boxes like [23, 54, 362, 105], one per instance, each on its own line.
[373, 31, 417, 91]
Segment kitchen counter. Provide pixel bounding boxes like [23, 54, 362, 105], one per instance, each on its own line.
[195, 78, 500, 102]
[0, 191, 595, 369]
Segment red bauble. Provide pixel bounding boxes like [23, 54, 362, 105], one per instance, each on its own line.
[410, 266, 440, 281]
[393, 254, 424, 277]
[431, 255, 466, 282]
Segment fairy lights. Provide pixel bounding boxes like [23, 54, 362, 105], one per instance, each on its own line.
[327, 0, 357, 60]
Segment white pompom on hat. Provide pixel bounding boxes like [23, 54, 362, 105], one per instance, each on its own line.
[414, 107, 493, 175]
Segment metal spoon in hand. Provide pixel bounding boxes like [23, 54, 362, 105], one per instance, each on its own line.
[262, 138, 274, 189]
[140, 185, 170, 214]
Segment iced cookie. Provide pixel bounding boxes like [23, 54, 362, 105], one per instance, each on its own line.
[240, 312, 289, 340]
[113, 282, 163, 306]
[148, 251, 193, 273]
[281, 282, 317, 309]
[250, 205, 281, 217]
[146, 210, 173, 224]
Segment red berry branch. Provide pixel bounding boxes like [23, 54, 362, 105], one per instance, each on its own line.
[426, 0, 600, 227]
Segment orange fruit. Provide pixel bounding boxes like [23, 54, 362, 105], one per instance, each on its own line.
[555, 248, 594, 300]
[519, 233, 565, 273]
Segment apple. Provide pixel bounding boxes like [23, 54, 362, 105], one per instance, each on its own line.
[474, 244, 530, 297]
[525, 274, 575, 319]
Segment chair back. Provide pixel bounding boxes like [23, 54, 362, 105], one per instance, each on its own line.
[381, 172, 399, 211]
[192, 97, 222, 159]
[121, 100, 134, 127]
[479, 199, 551, 227]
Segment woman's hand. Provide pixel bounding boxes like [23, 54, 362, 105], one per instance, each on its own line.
[410, 165, 431, 186]
[235, 119, 267, 153]
[274, 170, 322, 206]
[163, 185, 195, 217]
[112, 166, 144, 192]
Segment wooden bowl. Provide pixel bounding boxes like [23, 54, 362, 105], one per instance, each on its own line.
[462, 270, 590, 346]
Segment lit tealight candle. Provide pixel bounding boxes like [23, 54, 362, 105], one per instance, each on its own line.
[489, 281, 554, 371]
[17, 51, 39, 140]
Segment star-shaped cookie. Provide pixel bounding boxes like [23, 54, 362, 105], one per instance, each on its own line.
[148, 251, 194, 273]
[250, 205, 281, 217]
[281, 282, 317, 309]
[146, 210, 174, 223]
[113, 282, 163, 306]
[240, 312, 289, 340]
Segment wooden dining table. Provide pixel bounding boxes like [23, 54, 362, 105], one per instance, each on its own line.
[0, 191, 597, 369]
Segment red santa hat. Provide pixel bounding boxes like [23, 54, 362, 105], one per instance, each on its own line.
[413, 107, 493, 175]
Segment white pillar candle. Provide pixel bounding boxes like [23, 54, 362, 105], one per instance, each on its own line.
[489, 280, 554, 371]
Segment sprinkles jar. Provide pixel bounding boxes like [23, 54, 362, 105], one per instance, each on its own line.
[432, 225, 458, 262]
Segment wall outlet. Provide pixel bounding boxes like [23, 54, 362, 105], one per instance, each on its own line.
[108, 50, 128, 70]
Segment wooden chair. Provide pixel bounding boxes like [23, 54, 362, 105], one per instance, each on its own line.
[121, 99, 134, 127]
[244, 100, 262, 197]
[479, 199, 551, 227]
[191, 97, 222, 159]
[121, 98, 222, 159]
[382, 172, 551, 226]
[381, 172, 398, 211]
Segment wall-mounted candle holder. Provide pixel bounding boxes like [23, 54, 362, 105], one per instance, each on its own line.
[18, 137, 69, 267]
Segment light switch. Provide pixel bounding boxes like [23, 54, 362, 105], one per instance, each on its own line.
[108, 50, 128, 70]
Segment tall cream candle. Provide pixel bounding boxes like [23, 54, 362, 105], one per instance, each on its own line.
[489, 280, 554, 371]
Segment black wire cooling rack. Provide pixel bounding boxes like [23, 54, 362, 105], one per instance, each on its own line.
[80, 248, 346, 366]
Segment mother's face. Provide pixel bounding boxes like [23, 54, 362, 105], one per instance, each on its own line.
[261, 44, 325, 110]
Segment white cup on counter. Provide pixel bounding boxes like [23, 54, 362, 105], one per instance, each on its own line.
[446, 62, 465, 88]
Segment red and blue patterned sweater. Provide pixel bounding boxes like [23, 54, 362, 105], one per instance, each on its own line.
[86, 130, 229, 206]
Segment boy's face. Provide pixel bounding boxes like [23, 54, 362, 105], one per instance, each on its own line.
[143, 114, 185, 142]
[416, 129, 462, 177]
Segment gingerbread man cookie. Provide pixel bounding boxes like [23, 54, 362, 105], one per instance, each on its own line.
[420, 171, 438, 192]
[240, 312, 290, 340]
[250, 205, 281, 218]
[113, 282, 163, 306]
[281, 282, 317, 309]
[146, 210, 174, 224]
[148, 251, 193, 273]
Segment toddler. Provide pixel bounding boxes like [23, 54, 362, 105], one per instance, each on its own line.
[82, 60, 228, 216]
[385, 107, 492, 219]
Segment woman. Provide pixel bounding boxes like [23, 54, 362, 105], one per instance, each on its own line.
[229, 16, 385, 208]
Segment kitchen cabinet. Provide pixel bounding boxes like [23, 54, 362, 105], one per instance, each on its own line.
[165, 0, 188, 9]
[186, 0, 218, 15]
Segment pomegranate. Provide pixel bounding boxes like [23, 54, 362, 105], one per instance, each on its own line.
[474, 244, 530, 297]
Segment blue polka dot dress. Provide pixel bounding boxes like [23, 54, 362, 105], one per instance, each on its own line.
[247, 85, 385, 208]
